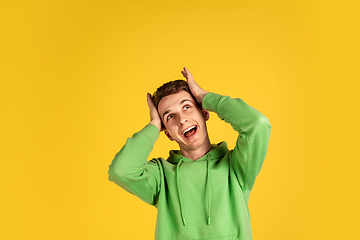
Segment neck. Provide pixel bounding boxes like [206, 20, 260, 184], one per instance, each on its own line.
[180, 136, 212, 161]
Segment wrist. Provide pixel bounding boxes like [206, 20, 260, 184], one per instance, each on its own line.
[149, 120, 162, 132]
[197, 90, 209, 104]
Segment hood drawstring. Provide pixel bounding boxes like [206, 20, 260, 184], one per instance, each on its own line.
[206, 153, 211, 225]
[176, 154, 212, 226]
[176, 157, 186, 226]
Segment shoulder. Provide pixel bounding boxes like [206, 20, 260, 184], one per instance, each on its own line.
[148, 157, 164, 165]
[148, 157, 174, 169]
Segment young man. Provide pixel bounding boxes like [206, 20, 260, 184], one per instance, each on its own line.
[108, 68, 272, 240]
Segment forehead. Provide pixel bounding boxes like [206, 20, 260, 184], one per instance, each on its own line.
[158, 91, 195, 115]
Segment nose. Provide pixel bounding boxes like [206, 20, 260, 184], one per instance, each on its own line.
[178, 115, 188, 126]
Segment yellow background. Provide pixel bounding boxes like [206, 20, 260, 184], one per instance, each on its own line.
[1, 0, 359, 239]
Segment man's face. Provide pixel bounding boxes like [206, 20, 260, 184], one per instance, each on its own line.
[158, 90, 210, 152]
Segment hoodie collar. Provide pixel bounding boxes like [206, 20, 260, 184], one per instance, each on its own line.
[167, 141, 228, 164]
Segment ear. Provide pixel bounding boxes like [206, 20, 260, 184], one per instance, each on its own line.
[164, 130, 174, 141]
[203, 109, 210, 121]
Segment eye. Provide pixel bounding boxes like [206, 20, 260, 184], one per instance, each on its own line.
[167, 114, 173, 121]
[183, 105, 190, 110]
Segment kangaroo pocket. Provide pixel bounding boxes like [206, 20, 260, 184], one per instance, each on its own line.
[189, 235, 237, 240]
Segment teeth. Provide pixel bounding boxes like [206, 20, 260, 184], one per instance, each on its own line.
[183, 126, 196, 135]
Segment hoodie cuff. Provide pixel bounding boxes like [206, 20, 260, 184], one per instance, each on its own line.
[141, 124, 160, 144]
[202, 92, 223, 112]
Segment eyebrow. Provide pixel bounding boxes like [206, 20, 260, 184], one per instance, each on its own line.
[162, 99, 193, 119]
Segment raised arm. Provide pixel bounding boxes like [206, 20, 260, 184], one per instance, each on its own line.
[202, 93, 272, 195]
[182, 67, 272, 196]
[107, 94, 163, 206]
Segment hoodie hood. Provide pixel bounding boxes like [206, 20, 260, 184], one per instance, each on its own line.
[166, 142, 229, 226]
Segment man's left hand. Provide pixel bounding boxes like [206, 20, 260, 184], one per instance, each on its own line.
[181, 67, 209, 105]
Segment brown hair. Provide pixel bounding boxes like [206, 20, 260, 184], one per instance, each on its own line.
[150, 80, 202, 110]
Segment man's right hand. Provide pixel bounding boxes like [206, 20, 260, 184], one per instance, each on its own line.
[147, 93, 164, 132]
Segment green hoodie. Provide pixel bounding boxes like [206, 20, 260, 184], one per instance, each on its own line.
[108, 92, 272, 240]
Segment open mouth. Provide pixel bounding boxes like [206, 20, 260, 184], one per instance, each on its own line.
[182, 125, 197, 138]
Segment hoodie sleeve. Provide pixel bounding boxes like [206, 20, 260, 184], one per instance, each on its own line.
[108, 124, 162, 206]
[202, 92, 272, 191]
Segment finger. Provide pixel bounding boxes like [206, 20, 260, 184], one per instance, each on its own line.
[147, 93, 155, 109]
[184, 68, 194, 82]
[181, 71, 186, 78]
[147, 93, 159, 119]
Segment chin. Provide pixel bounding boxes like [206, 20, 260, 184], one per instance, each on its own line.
[182, 138, 206, 150]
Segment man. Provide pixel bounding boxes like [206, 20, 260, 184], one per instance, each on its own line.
[108, 67, 272, 240]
